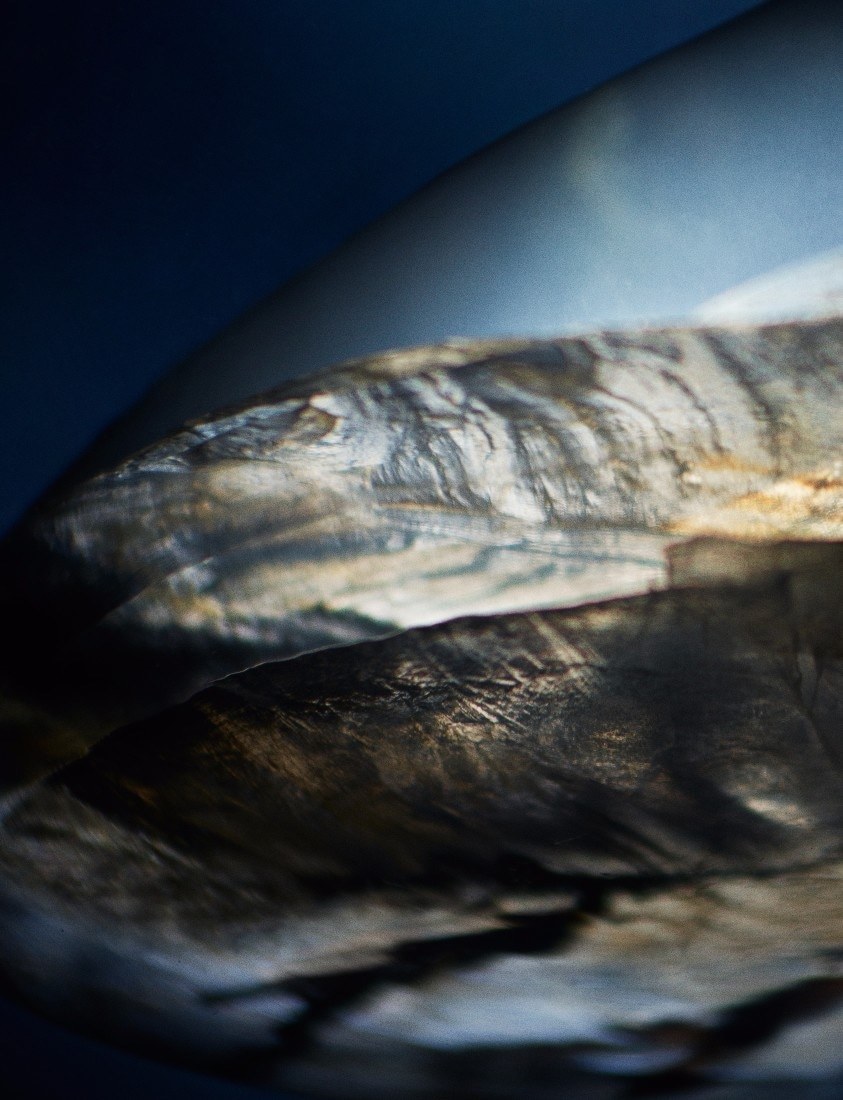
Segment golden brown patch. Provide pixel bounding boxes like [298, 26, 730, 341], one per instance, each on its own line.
[670, 470, 843, 541]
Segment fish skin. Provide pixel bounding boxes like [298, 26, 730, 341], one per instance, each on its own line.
[0, 315, 841, 1096]
[1, 318, 841, 791]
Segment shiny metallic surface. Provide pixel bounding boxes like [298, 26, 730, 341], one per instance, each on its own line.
[0, 283, 841, 1094]
[3, 0, 842, 1093]
[3, 316, 841, 790]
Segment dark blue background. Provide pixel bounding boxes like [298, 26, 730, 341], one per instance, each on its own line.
[2, 2, 764, 1097]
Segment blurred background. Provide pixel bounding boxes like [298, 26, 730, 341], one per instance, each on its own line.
[1, 1, 769, 534]
[1, 2, 772, 1096]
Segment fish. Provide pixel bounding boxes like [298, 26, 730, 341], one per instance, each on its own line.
[0, 307, 841, 1097]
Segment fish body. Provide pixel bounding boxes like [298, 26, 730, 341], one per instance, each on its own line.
[0, 307, 841, 1096]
